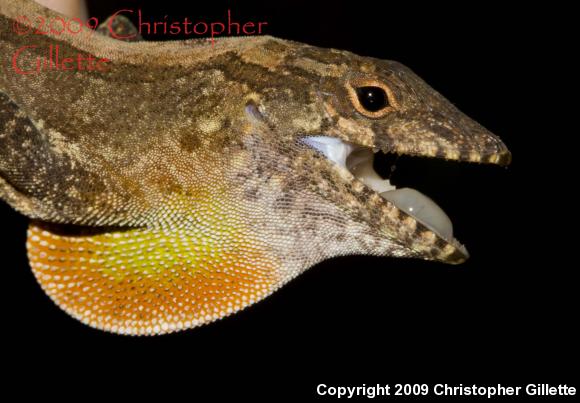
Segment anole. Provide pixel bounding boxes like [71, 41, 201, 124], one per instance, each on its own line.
[0, 0, 511, 335]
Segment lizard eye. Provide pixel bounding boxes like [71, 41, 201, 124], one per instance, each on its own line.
[356, 86, 388, 112]
[347, 79, 397, 118]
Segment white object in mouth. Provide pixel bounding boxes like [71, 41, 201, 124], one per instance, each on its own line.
[302, 136, 454, 241]
[380, 188, 453, 240]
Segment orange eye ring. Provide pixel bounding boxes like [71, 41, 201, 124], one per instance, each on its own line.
[346, 78, 398, 118]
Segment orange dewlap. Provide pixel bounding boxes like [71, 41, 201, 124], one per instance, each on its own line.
[27, 223, 278, 335]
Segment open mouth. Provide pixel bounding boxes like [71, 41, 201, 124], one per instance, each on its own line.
[302, 136, 468, 258]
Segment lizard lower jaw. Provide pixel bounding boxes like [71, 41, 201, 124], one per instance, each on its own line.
[302, 136, 455, 242]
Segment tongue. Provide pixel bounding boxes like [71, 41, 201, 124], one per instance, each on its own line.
[380, 188, 454, 240]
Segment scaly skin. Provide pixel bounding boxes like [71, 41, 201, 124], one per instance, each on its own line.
[0, 0, 510, 335]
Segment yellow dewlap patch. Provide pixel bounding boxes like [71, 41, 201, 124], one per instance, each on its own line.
[27, 222, 279, 335]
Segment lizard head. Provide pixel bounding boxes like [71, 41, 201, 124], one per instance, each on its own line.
[237, 38, 511, 266]
[0, 3, 511, 333]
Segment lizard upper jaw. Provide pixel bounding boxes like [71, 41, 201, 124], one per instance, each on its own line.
[302, 135, 456, 244]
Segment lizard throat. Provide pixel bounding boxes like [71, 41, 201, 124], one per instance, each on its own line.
[302, 136, 455, 243]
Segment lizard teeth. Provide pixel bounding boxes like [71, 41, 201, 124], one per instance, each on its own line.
[302, 136, 454, 240]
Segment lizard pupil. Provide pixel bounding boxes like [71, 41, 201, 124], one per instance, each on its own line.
[356, 86, 388, 112]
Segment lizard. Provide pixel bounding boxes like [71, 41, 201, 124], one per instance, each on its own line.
[0, 0, 511, 335]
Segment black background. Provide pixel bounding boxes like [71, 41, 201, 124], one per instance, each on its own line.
[2, 0, 576, 400]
